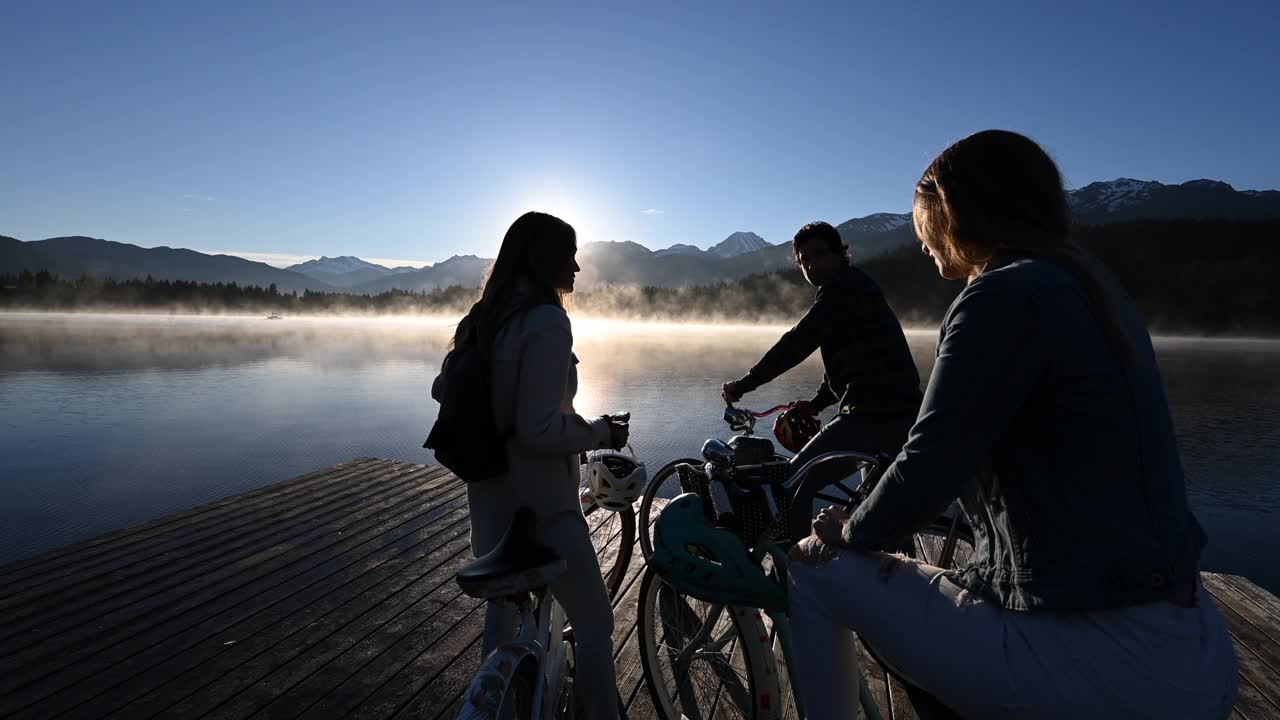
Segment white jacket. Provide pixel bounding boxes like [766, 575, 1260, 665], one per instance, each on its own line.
[466, 302, 613, 553]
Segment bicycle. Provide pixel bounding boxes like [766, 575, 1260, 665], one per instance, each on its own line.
[637, 402, 792, 561]
[637, 439, 975, 719]
[454, 507, 580, 720]
[456, 431, 642, 719]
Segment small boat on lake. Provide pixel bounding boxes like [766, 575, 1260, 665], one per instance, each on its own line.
[266, 313, 284, 320]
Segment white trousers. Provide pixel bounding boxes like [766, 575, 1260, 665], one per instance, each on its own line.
[788, 550, 1238, 719]
[475, 512, 619, 720]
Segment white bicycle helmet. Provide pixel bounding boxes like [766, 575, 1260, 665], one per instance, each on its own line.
[585, 446, 647, 512]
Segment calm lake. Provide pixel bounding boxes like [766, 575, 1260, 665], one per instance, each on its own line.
[2, 312, 1278, 594]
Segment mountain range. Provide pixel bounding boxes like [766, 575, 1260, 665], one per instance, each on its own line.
[4, 178, 1278, 293]
[284, 256, 419, 289]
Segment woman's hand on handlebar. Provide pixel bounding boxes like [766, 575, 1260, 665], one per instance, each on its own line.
[722, 380, 744, 404]
[606, 416, 630, 449]
[813, 505, 850, 546]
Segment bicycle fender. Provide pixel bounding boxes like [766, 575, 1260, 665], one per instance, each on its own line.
[737, 605, 784, 720]
[456, 643, 539, 720]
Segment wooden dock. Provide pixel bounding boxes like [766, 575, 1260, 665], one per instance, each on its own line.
[1, 458, 1277, 719]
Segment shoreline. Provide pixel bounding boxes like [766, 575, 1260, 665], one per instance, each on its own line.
[3, 308, 1280, 343]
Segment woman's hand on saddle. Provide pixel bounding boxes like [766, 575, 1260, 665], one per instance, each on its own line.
[788, 534, 838, 566]
[813, 505, 851, 546]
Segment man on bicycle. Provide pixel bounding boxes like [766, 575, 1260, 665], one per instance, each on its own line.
[722, 221, 922, 470]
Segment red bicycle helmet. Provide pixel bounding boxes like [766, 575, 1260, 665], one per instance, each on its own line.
[773, 408, 820, 453]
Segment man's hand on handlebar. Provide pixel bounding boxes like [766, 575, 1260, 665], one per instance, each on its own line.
[722, 380, 744, 404]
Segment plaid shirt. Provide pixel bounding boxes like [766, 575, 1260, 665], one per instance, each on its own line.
[736, 265, 922, 422]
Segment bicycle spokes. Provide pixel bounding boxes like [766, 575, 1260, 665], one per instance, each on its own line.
[652, 584, 754, 719]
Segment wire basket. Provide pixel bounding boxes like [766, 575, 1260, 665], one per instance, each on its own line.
[675, 461, 794, 547]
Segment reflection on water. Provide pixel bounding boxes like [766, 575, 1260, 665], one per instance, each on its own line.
[2, 312, 1278, 594]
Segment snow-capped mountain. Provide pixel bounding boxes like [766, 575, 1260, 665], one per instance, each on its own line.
[835, 213, 917, 259]
[708, 232, 770, 258]
[1067, 178, 1280, 224]
[287, 255, 421, 288]
[288, 256, 385, 276]
[1068, 179, 1159, 215]
[654, 243, 704, 257]
[839, 213, 912, 235]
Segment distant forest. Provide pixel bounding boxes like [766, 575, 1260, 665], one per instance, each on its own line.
[2, 217, 1277, 335]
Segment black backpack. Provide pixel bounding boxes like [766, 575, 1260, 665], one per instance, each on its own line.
[423, 310, 521, 482]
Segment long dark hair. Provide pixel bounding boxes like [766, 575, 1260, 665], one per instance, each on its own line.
[452, 211, 576, 351]
[913, 130, 1135, 361]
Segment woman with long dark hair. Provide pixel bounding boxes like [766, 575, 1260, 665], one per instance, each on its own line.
[449, 211, 626, 719]
[786, 131, 1238, 718]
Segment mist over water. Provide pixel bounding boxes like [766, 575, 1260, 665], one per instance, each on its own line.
[2, 312, 1277, 594]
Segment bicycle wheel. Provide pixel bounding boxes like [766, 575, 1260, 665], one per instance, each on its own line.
[638, 457, 702, 560]
[581, 501, 636, 600]
[785, 456, 875, 542]
[905, 512, 976, 569]
[455, 648, 539, 720]
[637, 567, 778, 720]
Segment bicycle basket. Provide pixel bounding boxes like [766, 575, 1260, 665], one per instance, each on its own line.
[675, 461, 794, 547]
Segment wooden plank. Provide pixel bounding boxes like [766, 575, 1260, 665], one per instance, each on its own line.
[343, 606, 486, 720]
[1215, 604, 1280, 717]
[1234, 674, 1280, 720]
[199, 586, 485, 719]
[0, 458, 397, 600]
[386, 634, 485, 720]
[0, 460, 425, 639]
[0, 460, 426, 623]
[10, 499, 474, 719]
[0, 469, 461, 702]
[1205, 574, 1280, 657]
[862, 652, 892, 720]
[0, 463, 449, 653]
[0, 458, 384, 585]
[1219, 573, 1280, 626]
[91, 524, 477, 720]
[265, 589, 482, 719]
[234, 555, 485, 719]
[0, 465, 454, 687]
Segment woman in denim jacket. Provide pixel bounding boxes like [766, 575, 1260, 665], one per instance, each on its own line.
[788, 130, 1238, 719]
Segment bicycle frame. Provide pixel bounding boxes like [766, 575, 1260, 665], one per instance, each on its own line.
[456, 586, 569, 720]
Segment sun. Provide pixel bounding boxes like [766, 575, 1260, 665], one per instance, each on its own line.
[505, 181, 607, 243]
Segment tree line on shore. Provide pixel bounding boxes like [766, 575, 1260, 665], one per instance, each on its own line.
[2, 217, 1276, 335]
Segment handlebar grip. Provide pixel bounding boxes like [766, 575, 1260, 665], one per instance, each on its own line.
[706, 477, 736, 525]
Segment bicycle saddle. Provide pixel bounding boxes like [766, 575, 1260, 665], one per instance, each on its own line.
[456, 507, 566, 600]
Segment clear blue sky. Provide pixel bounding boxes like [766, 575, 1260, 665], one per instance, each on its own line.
[3, 1, 1277, 267]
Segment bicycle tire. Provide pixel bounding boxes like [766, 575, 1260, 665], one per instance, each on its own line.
[637, 566, 778, 720]
[582, 502, 636, 600]
[637, 457, 702, 560]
